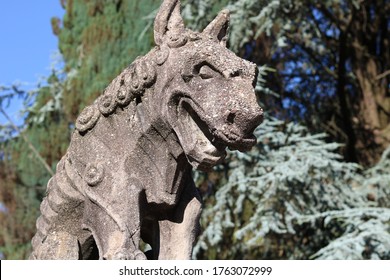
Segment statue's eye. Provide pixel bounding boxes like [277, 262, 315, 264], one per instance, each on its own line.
[198, 65, 215, 80]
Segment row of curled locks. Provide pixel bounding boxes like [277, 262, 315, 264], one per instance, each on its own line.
[75, 58, 157, 133]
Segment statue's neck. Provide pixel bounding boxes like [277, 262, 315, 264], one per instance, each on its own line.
[125, 103, 191, 206]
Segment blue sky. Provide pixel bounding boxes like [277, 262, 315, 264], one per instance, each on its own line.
[0, 0, 65, 124]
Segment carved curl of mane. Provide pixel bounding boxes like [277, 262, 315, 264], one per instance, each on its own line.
[75, 55, 157, 133]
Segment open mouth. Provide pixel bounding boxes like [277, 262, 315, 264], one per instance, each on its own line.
[174, 97, 257, 170]
[178, 99, 226, 169]
[181, 99, 257, 151]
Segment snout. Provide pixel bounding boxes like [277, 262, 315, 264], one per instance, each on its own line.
[214, 104, 263, 152]
[226, 105, 263, 136]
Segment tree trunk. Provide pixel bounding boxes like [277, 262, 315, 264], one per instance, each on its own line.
[349, 1, 390, 165]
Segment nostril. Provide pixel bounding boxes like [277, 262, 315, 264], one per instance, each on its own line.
[227, 112, 235, 124]
[227, 111, 236, 124]
[231, 69, 241, 78]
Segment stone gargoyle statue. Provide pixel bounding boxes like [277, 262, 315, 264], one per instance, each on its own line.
[30, 0, 263, 260]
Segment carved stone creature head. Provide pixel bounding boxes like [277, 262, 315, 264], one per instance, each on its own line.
[154, 0, 263, 171]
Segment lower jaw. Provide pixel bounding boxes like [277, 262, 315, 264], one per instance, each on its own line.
[186, 149, 227, 172]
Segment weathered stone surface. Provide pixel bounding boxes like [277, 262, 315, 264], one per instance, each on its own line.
[30, 0, 263, 260]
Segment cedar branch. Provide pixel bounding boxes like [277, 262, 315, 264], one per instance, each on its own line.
[0, 107, 54, 176]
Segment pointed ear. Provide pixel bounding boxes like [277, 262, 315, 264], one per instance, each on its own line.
[154, 0, 186, 47]
[203, 9, 230, 46]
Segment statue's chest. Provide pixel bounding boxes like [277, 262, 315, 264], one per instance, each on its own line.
[125, 133, 190, 207]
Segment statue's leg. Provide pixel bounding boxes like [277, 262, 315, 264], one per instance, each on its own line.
[30, 157, 85, 260]
[30, 231, 80, 260]
[157, 181, 202, 259]
[83, 181, 147, 260]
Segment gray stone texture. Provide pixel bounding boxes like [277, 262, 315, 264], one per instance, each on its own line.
[30, 0, 263, 260]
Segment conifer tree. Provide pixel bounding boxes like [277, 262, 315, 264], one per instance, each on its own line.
[1, 0, 389, 259]
[194, 116, 390, 259]
[56, 0, 161, 121]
